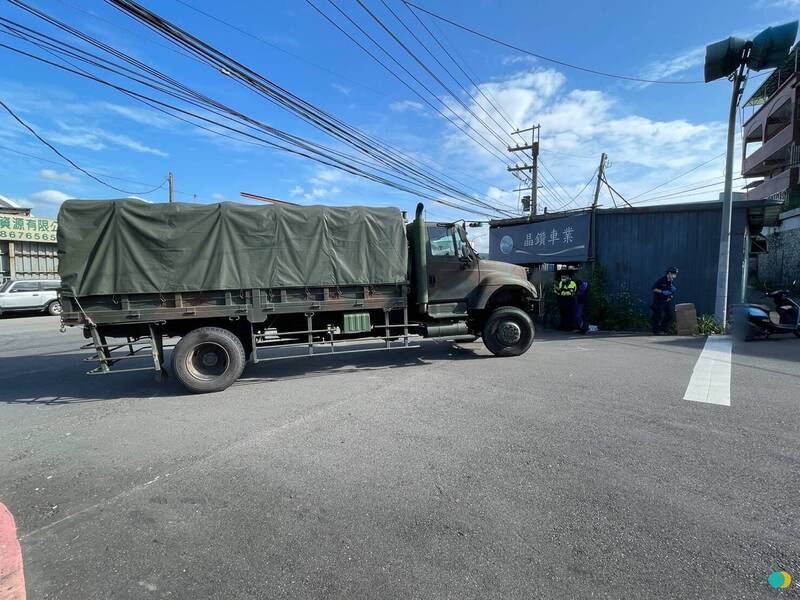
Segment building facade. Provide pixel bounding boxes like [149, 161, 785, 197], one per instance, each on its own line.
[0, 201, 59, 282]
[756, 207, 800, 287]
[742, 44, 800, 211]
[489, 196, 782, 317]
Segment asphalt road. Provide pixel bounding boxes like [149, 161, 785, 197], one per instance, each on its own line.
[1, 315, 798, 599]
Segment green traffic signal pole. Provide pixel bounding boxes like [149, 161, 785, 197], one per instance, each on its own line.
[714, 57, 748, 330]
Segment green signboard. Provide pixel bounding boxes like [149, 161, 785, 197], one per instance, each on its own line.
[0, 215, 58, 243]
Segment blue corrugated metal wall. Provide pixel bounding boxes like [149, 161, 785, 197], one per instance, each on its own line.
[594, 206, 748, 316]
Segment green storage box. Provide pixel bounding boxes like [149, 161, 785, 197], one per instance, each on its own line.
[343, 312, 371, 334]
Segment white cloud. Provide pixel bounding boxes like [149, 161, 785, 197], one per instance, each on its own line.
[759, 0, 800, 6]
[49, 123, 168, 157]
[502, 55, 538, 66]
[289, 185, 304, 196]
[95, 131, 168, 157]
[310, 168, 344, 185]
[30, 189, 72, 205]
[331, 83, 351, 96]
[389, 100, 426, 114]
[39, 169, 79, 184]
[101, 103, 174, 129]
[438, 66, 730, 209]
[6, 189, 73, 214]
[303, 185, 341, 201]
[638, 46, 705, 85]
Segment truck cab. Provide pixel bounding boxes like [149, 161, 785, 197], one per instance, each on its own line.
[409, 204, 538, 356]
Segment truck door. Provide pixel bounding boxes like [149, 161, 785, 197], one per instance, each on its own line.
[426, 224, 479, 316]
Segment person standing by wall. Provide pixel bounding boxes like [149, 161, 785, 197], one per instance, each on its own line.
[651, 266, 678, 335]
[574, 277, 589, 333]
[554, 271, 577, 331]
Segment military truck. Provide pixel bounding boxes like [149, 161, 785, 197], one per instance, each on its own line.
[58, 199, 537, 393]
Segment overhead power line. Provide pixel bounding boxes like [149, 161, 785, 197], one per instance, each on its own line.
[403, 1, 704, 85]
[0, 96, 167, 195]
[306, 0, 517, 174]
[105, 0, 513, 215]
[0, 143, 199, 196]
[374, 0, 516, 143]
[569, 168, 599, 205]
[166, 1, 515, 194]
[629, 177, 745, 205]
[0, 36, 481, 214]
[3, 0, 512, 218]
[171, 0, 391, 99]
[410, 4, 522, 136]
[627, 152, 726, 201]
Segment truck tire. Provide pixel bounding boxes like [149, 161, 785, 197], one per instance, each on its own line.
[172, 327, 246, 393]
[46, 300, 62, 316]
[482, 306, 534, 357]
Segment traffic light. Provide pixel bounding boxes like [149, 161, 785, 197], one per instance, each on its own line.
[748, 21, 799, 71]
[704, 36, 748, 82]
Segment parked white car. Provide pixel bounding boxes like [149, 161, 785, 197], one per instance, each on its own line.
[0, 278, 62, 316]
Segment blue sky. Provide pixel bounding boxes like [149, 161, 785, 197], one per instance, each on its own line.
[1, 0, 798, 250]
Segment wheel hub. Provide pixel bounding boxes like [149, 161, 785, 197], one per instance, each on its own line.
[497, 320, 522, 345]
[201, 352, 219, 367]
[187, 342, 230, 380]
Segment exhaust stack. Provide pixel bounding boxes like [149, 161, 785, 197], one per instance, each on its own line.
[412, 203, 428, 315]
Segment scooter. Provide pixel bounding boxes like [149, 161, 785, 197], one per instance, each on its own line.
[736, 284, 800, 341]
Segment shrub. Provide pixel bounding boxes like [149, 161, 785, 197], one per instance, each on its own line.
[584, 266, 650, 332]
[696, 314, 723, 335]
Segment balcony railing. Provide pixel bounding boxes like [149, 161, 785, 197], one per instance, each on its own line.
[743, 125, 794, 177]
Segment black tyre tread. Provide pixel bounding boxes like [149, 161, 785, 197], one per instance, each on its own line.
[172, 326, 246, 393]
[482, 306, 534, 357]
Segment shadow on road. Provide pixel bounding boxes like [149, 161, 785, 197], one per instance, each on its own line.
[0, 340, 490, 405]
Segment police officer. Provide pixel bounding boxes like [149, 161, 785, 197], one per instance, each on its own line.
[651, 266, 678, 335]
[554, 270, 577, 330]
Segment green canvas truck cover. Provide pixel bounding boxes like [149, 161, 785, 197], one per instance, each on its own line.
[58, 199, 408, 296]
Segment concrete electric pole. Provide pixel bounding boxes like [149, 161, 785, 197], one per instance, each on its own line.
[508, 125, 540, 215]
[591, 153, 608, 209]
[168, 172, 174, 203]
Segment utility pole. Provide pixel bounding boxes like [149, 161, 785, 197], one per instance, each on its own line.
[703, 21, 798, 328]
[168, 172, 174, 203]
[508, 124, 540, 215]
[589, 152, 607, 267]
[591, 153, 608, 209]
[713, 62, 746, 328]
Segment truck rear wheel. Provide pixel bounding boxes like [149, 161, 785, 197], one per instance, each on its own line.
[172, 327, 246, 393]
[482, 306, 534, 357]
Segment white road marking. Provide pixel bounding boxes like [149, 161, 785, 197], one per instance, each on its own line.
[683, 336, 732, 406]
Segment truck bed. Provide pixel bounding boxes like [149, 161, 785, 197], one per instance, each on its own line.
[61, 283, 409, 327]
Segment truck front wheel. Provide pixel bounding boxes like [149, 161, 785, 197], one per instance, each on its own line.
[172, 327, 246, 393]
[482, 306, 534, 357]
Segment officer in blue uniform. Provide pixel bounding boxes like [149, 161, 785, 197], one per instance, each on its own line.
[651, 266, 678, 335]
